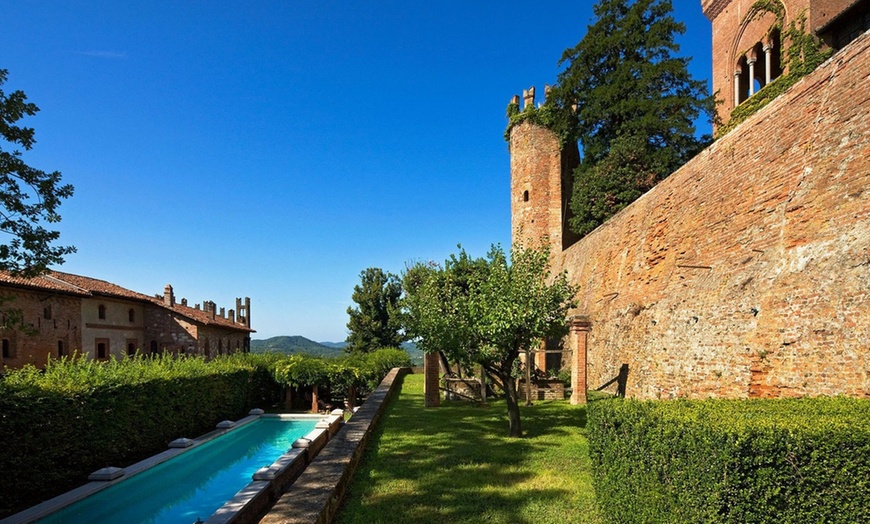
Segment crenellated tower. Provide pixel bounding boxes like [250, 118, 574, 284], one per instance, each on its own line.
[508, 86, 580, 255]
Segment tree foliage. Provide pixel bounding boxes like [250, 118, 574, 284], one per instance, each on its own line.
[550, 0, 716, 237]
[345, 267, 405, 353]
[0, 69, 75, 277]
[402, 243, 577, 437]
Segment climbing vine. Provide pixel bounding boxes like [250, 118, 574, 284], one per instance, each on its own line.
[503, 99, 575, 148]
[717, 7, 833, 137]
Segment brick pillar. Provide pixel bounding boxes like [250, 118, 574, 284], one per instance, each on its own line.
[569, 315, 592, 405]
[534, 340, 547, 373]
[424, 352, 441, 407]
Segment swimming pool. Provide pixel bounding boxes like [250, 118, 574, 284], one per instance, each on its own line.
[5, 413, 337, 524]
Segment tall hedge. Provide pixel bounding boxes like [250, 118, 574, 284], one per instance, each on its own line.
[587, 396, 870, 523]
[0, 354, 282, 517]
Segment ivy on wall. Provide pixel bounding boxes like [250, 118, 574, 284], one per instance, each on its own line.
[504, 100, 576, 148]
[717, 5, 833, 137]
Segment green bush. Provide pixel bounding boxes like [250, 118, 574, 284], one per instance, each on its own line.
[587, 396, 870, 523]
[0, 353, 282, 517]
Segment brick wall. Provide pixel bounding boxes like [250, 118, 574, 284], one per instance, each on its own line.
[545, 31, 869, 399]
[0, 289, 82, 368]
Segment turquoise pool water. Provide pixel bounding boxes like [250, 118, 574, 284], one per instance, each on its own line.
[38, 418, 317, 523]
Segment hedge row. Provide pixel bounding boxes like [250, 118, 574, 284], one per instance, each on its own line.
[270, 347, 412, 393]
[587, 396, 870, 524]
[0, 353, 283, 518]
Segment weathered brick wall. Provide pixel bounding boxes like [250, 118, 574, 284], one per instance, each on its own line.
[551, 31, 869, 399]
[0, 290, 82, 368]
[143, 304, 197, 354]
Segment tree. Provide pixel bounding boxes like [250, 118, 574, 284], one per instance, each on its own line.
[0, 69, 75, 277]
[345, 267, 404, 353]
[550, 0, 716, 237]
[402, 243, 577, 437]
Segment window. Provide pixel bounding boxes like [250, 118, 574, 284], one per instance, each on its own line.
[150, 340, 158, 355]
[523, 190, 529, 202]
[126, 339, 137, 357]
[57, 340, 65, 358]
[128, 308, 135, 322]
[43, 306, 52, 320]
[96, 339, 109, 360]
[2, 338, 11, 359]
[98, 304, 106, 320]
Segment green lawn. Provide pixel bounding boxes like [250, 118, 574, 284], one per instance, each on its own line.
[336, 373, 603, 524]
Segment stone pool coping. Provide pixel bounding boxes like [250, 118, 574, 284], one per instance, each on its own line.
[260, 366, 411, 524]
[1, 411, 341, 524]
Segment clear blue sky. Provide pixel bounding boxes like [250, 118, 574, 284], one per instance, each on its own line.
[2, 1, 712, 342]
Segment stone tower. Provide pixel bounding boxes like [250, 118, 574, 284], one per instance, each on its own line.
[508, 86, 580, 255]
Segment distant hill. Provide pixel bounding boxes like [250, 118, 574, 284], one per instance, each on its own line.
[318, 341, 348, 349]
[251, 336, 423, 365]
[250, 336, 344, 357]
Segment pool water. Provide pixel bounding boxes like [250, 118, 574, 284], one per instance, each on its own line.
[38, 418, 317, 523]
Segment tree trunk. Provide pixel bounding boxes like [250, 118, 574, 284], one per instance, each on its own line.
[438, 351, 452, 375]
[498, 369, 523, 438]
[284, 386, 293, 410]
[524, 347, 533, 406]
[479, 364, 487, 406]
[346, 385, 357, 410]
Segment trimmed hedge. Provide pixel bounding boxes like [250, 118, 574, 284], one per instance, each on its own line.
[0, 353, 282, 517]
[587, 396, 870, 524]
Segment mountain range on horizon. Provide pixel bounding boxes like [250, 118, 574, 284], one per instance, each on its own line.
[250, 335, 422, 364]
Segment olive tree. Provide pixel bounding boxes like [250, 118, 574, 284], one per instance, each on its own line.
[403, 242, 577, 437]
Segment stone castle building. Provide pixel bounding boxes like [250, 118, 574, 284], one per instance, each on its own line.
[0, 270, 253, 369]
[509, 0, 869, 400]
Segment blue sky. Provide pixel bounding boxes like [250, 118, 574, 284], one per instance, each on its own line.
[2, 1, 712, 342]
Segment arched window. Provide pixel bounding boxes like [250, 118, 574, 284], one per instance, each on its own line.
[43, 306, 52, 320]
[523, 190, 530, 202]
[150, 340, 158, 355]
[57, 340, 65, 358]
[98, 304, 106, 320]
[128, 308, 135, 322]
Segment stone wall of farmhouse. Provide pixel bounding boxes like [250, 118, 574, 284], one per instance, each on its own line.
[529, 31, 869, 399]
[0, 289, 82, 368]
[143, 305, 198, 355]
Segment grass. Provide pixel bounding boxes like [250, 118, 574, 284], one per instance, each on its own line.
[335, 373, 603, 524]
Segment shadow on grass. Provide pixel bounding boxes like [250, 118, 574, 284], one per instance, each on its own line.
[336, 373, 600, 524]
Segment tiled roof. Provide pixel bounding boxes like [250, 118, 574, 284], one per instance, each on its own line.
[49, 271, 156, 302]
[0, 270, 254, 332]
[0, 271, 91, 296]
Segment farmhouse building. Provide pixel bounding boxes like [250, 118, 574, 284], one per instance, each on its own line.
[0, 270, 253, 369]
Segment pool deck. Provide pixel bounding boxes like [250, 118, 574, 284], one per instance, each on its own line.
[260, 367, 410, 524]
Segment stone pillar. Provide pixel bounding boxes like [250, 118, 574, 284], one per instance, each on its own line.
[763, 44, 772, 84]
[747, 57, 757, 96]
[424, 352, 441, 407]
[569, 315, 592, 405]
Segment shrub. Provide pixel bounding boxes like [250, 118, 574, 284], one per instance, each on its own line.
[587, 396, 870, 523]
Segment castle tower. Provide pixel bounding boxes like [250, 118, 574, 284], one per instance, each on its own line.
[703, 0, 868, 127]
[509, 86, 580, 255]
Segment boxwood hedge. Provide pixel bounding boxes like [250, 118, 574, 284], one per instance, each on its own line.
[587, 396, 870, 524]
